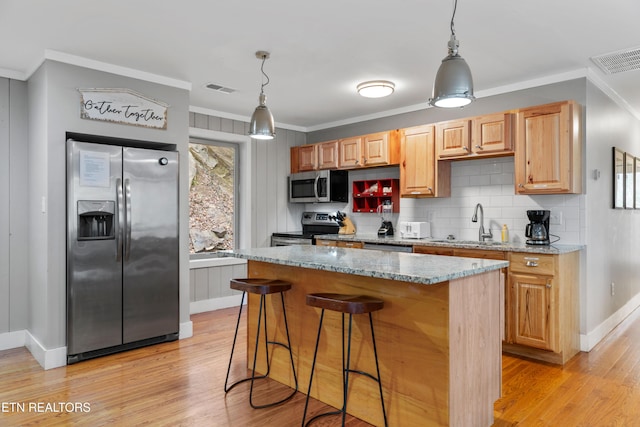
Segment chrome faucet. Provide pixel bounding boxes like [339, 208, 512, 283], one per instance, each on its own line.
[471, 203, 493, 242]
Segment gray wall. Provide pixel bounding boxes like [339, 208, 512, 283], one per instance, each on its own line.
[27, 60, 190, 351]
[308, 79, 587, 142]
[0, 78, 29, 335]
[584, 80, 640, 337]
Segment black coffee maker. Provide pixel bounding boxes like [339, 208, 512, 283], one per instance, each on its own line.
[525, 210, 550, 245]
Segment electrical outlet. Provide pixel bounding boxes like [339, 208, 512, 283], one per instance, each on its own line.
[611, 282, 615, 296]
[549, 212, 563, 225]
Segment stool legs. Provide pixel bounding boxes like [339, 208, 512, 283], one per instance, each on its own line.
[224, 291, 298, 409]
[302, 310, 388, 427]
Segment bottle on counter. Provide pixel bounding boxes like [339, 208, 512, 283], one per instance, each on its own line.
[501, 224, 509, 243]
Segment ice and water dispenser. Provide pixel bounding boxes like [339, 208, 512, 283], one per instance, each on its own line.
[77, 200, 115, 240]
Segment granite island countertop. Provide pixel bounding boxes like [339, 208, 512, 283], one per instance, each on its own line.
[225, 245, 508, 285]
[315, 233, 584, 254]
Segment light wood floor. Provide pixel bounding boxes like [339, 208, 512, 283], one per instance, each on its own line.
[2, 306, 640, 427]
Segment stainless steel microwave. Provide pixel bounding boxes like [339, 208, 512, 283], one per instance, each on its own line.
[288, 170, 349, 203]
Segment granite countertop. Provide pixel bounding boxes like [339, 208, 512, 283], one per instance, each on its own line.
[225, 245, 508, 285]
[315, 233, 584, 255]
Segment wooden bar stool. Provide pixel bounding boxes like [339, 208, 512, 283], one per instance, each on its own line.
[301, 293, 387, 427]
[224, 278, 298, 409]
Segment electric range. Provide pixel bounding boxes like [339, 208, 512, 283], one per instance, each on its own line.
[271, 212, 340, 246]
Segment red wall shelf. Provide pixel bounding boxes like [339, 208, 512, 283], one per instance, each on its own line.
[352, 179, 399, 213]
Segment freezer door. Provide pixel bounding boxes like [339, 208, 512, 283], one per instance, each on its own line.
[66, 140, 123, 355]
[122, 147, 179, 343]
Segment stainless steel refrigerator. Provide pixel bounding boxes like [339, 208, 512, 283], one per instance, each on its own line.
[66, 137, 179, 363]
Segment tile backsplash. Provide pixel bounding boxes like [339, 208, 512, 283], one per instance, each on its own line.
[345, 157, 584, 245]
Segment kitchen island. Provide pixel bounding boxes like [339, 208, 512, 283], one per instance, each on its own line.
[227, 246, 508, 426]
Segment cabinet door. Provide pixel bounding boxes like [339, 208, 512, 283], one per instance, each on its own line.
[472, 113, 513, 155]
[510, 272, 557, 351]
[317, 140, 338, 170]
[400, 125, 437, 196]
[514, 101, 581, 194]
[362, 132, 389, 166]
[338, 136, 362, 168]
[298, 144, 317, 171]
[436, 119, 471, 158]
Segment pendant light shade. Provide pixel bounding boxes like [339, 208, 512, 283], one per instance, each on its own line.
[249, 93, 275, 140]
[429, 0, 475, 108]
[249, 51, 275, 140]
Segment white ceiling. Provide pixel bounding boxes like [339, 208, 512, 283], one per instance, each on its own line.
[1, 0, 640, 131]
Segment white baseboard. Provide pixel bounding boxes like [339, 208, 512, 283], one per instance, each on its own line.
[580, 292, 640, 352]
[190, 294, 244, 315]
[24, 331, 67, 370]
[0, 330, 26, 351]
[179, 321, 193, 339]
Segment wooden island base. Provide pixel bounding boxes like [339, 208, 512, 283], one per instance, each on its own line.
[244, 260, 502, 427]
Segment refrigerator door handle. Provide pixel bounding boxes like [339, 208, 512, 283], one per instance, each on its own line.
[125, 178, 132, 261]
[116, 178, 124, 261]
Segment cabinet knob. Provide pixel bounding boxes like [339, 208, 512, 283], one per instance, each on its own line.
[546, 282, 552, 289]
[427, 187, 433, 193]
[475, 145, 483, 150]
[463, 146, 469, 151]
[518, 183, 524, 188]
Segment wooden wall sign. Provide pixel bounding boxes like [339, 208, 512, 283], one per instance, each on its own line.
[78, 88, 168, 129]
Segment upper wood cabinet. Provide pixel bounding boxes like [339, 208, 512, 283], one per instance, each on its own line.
[338, 136, 362, 168]
[362, 131, 398, 167]
[436, 113, 514, 159]
[472, 112, 514, 155]
[514, 100, 582, 194]
[297, 144, 317, 171]
[317, 140, 338, 170]
[400, 125, 450, 198]
[436, 119, 471, 158]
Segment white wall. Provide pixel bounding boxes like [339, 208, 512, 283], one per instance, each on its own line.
[339, 158, 584, 245]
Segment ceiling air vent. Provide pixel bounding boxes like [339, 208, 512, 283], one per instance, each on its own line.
[591, 47, 640, 74]
[205, 83, 235, 94]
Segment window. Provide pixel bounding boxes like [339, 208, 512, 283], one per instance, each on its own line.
[189, 138, 238, 254]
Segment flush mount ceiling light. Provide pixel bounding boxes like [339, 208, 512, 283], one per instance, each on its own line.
[429, 0, 475, 108]
[249, 51, 275, 140]
[357, 80, 395, 98]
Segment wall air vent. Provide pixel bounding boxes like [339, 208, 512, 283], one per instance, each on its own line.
[591, 47, 640, 74]
[205, 83, 235, 94]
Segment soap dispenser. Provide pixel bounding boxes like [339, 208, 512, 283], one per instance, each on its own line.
[501, 224, 509, 243]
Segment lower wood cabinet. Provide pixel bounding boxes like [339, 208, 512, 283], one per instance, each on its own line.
[504, 251, 579, 364]
[413, 245, 580, 365]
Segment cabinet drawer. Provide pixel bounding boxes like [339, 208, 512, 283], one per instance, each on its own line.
[509, 253, 555, 275]
[413, 246, 454, 256]
[315, 239, 336, 247]
[454, 248, 506, 260]
[336, 241, 363, 249]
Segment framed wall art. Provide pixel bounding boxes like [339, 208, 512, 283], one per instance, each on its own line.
[613, 147, 624, 209]
[635, 157, 640, 209]
[625, 152, 635, 209]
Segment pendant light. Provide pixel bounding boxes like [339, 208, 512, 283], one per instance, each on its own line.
[429, 0, 475, 108]
[249, 51, 276, 140]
